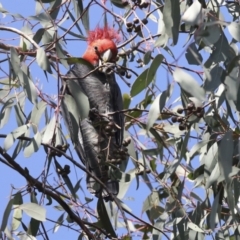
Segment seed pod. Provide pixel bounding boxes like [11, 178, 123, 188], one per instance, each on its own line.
[187, 102, 195, 110]
[110, 159, 118, 164]
[196, 107, 202, 113]
[179, 123, 186, 131]
[107, 121, 115, 127]
[146, 169, 151, 174]
[177, 108, 183, 114]
[136, 58, 142, 63]
[105, 125, 112, 132]
[127, 27, 133, 33]
[126, 22, 133, 28]
[134, 25, 141, 32]
[171, 116, 177, 123]
[122, 146, 128, 152]
[126, 72, 132, 79]
[120, 70, 126, 76]
[141, 18, 148, 25]
[133, 18, 140, 24]
[177, 117, 183, 123]
[116, 159, 122, 164]
[122, 1, 129, 7]
[197, 112, 204, 118]
[135, 169, 144, 175]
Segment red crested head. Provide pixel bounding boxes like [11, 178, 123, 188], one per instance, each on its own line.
[82, 26, 121, 66]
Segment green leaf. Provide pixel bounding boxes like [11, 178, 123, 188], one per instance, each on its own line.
[0, 99, 13, 129]
[203, 64, 223, 92]
[19, 203, 46, 222]
[1, 198, 13, 232]
[73, 178, 84, 194]
[30, 101, 47, 133]
[224, 66, 239, 102]
[185, 43, 203, 65]
[131, 54, 163, 97]
[42, 115, 57, 144]
[142, 190, 160, 213]
[218, 130, 233, 182]
[28, 218, 40, 237]
[11, 207, 22, 231]
[173, 68, 205, 101]
[143, 51, 152, 65]
[181, 1, 202, 25]
[56, 43, 69, 69]
[61, 93, 81, 145]
[146, 93, 161, 131]
[24, 131, 42, 157]
[4, 124, 29, 151]
[12, 193, 23, 230]
[49, 0, 62, 20]
[97, 197, 117, 238]
[228, 22, 240, 42]
[54, 159, 77, 199]
[188, 222, 204, 233]
[122, 93, 131, 109]
[163, 0, 180, 45]
[33, 28, 45, 44]
[36, 48, 52, 73]
[53, 213, 65, 233]
[210, 192, 219, 231]
[10, 50, 38, 105]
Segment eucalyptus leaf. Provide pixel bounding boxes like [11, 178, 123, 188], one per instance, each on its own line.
[19, 203, 46, 222]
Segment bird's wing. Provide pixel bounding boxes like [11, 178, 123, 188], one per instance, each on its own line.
[108, 73, 124, 146]
[61, 84, 86, 165]
[81, 118, 119, 201]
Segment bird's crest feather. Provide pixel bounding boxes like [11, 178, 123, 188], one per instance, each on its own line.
[87, 26, 121, 44]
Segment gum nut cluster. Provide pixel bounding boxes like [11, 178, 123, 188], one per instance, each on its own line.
[171, 101, 204, 131]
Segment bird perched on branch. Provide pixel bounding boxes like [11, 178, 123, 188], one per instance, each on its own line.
[61, 26, 127, 201]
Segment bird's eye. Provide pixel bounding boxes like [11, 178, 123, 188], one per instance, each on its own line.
[94, 46, 98, 51]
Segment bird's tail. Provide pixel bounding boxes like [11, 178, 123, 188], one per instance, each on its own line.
[80, 118, 119, 201]
[61, 85, 119, 200]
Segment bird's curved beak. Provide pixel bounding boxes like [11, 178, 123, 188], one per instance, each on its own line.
[101, 49, 112, 63]
[98, 49, 114, 74]
[98, 49, 113, 68]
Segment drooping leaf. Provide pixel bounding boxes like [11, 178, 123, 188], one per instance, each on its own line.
[181, 1, 203, 25]
[122, 93, 131, 109]
[30, 101, 47, 133]
[142, 190, 160, 213]
[147, 93, 161, 131]
[228, 22, 240, 42]
[173, 68, 205, 101]
[49, 0, 62, 20]
[209, 192, 220, 231]
[36, 48, 52, 73]
[1, 198, 13, 232]
[4, 124, 29, 151]
[97, 197, 117, 238]
[24, 131, 42, 157]
[218, 130, 233, 182]
[185, 43, 203, 65]
[163, 0, 180, 45]
[42, 115, 57, 144]
[19, 203, 46, 222]
[131, 54, 163, 97]
[54, 159, 76, 199]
